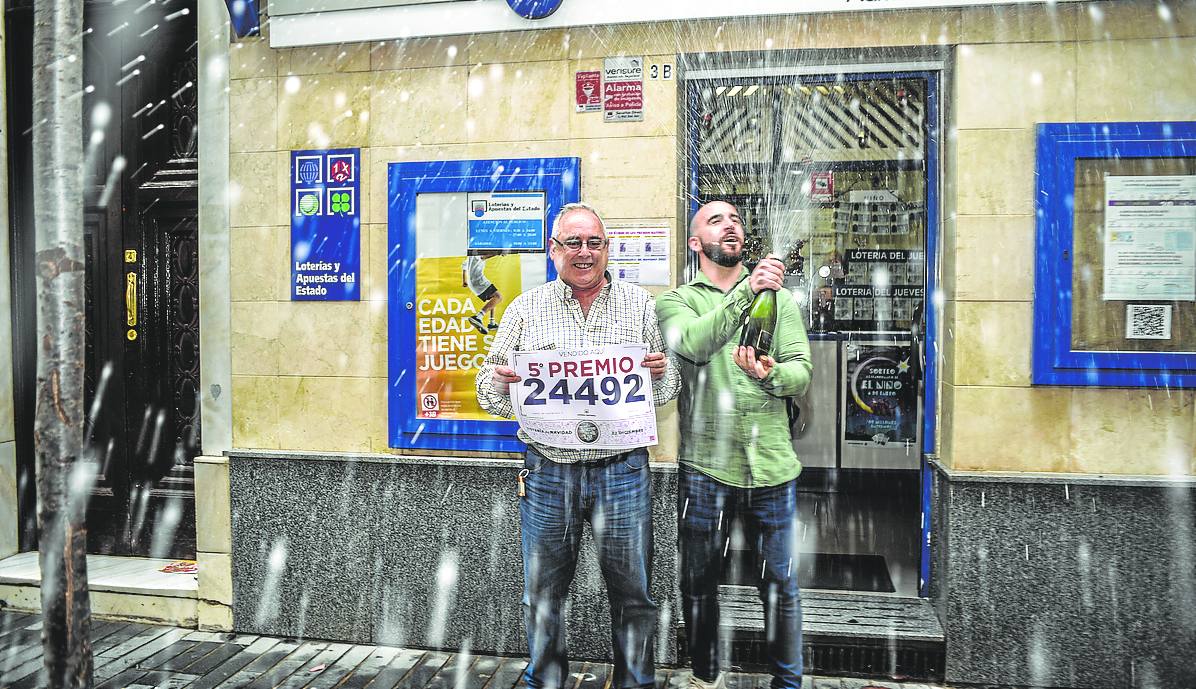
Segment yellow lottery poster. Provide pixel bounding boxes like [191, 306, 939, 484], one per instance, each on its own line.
[414, 254, 522, 421]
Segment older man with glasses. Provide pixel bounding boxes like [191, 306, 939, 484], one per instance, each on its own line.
[477, 202, 679, 689]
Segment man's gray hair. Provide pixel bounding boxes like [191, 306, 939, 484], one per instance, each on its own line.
[551, 202, 606, 237]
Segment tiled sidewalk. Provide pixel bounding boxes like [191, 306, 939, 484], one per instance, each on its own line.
[0, 610, 950, 689]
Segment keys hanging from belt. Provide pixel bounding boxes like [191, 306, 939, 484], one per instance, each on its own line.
[517, 469, 529, 498]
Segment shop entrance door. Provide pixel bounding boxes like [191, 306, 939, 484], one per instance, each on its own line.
[7, 0, 200, 557]
[685, 65, 940, 597]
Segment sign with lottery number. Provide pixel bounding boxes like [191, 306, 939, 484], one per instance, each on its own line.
[510, 343, 658, 450]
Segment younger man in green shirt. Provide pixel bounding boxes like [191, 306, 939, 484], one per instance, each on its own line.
[657, 200, 812, 689]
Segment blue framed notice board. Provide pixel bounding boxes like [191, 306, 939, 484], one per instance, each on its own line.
[387, 157, 580, 451]
[1033, 122, 1196, 387]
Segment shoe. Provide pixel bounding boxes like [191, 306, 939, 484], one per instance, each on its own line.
[467, 314, 488, 334]
[685, 672, 725, 689]
[488, 319, 498, 329]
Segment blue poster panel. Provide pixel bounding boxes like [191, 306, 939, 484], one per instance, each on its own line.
[388, 157, 580, 451]
[291, 148, 361, 301]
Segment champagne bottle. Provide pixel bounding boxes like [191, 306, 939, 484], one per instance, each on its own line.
[739, 288, 778, 359]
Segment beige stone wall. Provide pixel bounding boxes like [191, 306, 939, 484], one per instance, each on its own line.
[227, 0, 1196, 475]
[193, 455, 233, 630]
[942, 0, 1196, 475]
[227, 23, 687, 459]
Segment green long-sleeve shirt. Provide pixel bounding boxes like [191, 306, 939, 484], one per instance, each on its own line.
[657, 269, 812, 488]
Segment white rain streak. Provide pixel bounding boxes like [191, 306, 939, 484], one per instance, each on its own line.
[141, 123, 166, 140]
[149, 498, 184, 559]
[376, 583, 409, 647]
[171, 80, 195, 100]
[1077, 539, 1094, 613]
[65, 84, 96, 102]
[1027, 620, 1051, 688]
[66, 456, 99, 521]
[121, 54, 146, 72]
[255, 537, 290, 627]
[296, 590, 311, 640]
[427, 550, 460, 647]
[655, 598, 672, 658]
[146, 99, 168, 117]
[453, 639, 473, 689]
[1167, 485, 1196, 636]
[116, 69, 141, 87]
[86, 360, 114, 432]
[128, 484, 153, 547]
[146, 409, 168, 470]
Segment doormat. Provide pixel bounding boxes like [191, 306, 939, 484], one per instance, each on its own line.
[798, 553, 895, 593]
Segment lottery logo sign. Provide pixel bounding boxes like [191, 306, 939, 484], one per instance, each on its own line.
[296, 156, 321, 184]
[291, 148, 361, 301]
[328, 155, 355, 183]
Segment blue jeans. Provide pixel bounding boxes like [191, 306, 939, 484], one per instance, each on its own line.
[678, 466, 803, 689]
[520, 446, 656, 689]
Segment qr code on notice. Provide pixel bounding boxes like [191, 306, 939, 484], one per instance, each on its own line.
[1125, 304, 1172, 340]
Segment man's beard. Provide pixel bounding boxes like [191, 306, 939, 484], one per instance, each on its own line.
[701, 240, 742, 268]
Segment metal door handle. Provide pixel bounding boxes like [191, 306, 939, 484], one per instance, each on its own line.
[126, 272, 138, 327]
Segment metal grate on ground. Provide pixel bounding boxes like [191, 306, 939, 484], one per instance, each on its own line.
[676, 586, 945, 683]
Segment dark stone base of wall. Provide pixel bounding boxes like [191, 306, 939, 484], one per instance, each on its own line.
[228, 451, 680, 664]
[930, 461, 1196, 689]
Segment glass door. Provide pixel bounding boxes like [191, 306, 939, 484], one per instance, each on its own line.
[686, 69, 940, 597]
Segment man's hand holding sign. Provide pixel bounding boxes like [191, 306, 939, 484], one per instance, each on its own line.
[508, 344, 660, 449]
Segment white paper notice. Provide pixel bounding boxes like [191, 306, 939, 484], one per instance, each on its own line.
[510, 344, 658, 450]
[607, 224, 670, 286]
[1102, 175, 1196, 301]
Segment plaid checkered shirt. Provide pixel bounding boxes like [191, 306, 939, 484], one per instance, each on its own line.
[476, 275, 680, 463]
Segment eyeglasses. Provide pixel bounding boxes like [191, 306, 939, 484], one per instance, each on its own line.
[552, 236, 608, 251]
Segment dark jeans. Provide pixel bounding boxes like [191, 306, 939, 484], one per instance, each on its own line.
[520, 446, 656, 689]
[678, 466, 803, 689]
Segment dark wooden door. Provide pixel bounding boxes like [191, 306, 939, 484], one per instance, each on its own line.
[86, 1, 200, 558]
[7, 0, 200, 558]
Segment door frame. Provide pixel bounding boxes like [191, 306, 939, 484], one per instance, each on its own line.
[5, 0, 202, 557]
[679, 49, 945, 597]
[5, 0, 39, 552]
